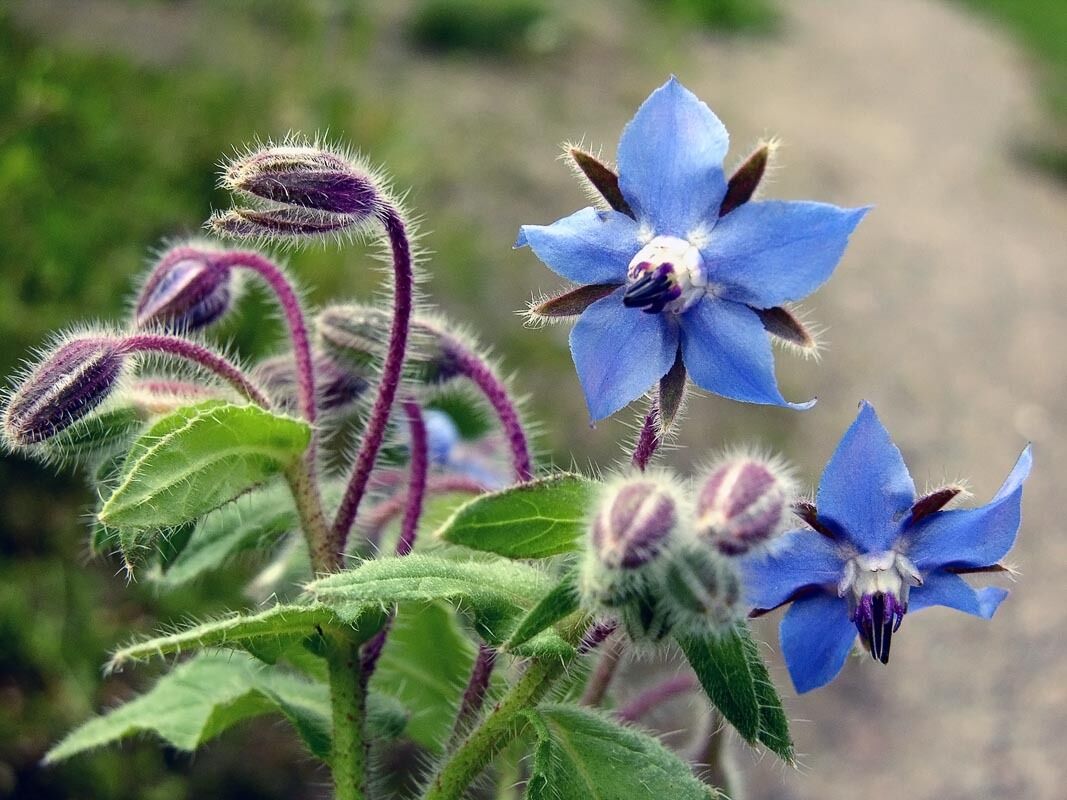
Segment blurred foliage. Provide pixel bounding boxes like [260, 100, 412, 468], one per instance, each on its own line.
[955, 0, 1067, 179]
[409, 0, 557, 56]
[645, 0, 780, 34]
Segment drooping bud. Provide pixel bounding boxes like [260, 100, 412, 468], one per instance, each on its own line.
[695, 455, 793, 555]
[223, 145, 380, 217]
[317, 304, 461, 385]
[209, 207, 365, 241]
[3, 336, 125, 448]
[135, 246, 234, 332]
[254, 353, 368, 414]
[661, 545, 743, 636]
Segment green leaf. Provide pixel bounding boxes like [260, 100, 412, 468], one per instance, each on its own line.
[156, 481, 298, 588]
[521, 705, 713, 800]
[45, 653, 333, 763]
[108, 603, 386, 670]
[676, 625, 794, 763]
[99, 401, 311, 533]
[505, 569, 579, 651]
[307, 553, 553, 642]
[44, 405, 144, 462]
[371, 602, 476, 751]
[435, 474, 596, 558]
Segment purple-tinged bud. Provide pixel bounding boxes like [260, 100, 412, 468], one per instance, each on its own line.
[224, 145, 380, 217]
[209, 207, 364, 241]
[317, 304, 461, 386]
[135, 246, 234, 332]
[592, 479, 678, 570]
[662, 546, 743, 636]
[253, 353, 368, 414]
[3, 337, 125, 448]
[696, 455, 793, 556]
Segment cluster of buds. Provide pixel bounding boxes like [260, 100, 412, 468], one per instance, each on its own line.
[579, 454, 794, 643]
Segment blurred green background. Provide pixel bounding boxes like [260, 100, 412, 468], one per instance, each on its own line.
[1, 1, 1064, 798]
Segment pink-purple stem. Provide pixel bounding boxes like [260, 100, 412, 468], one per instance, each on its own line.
[631, 404, 660, 472]
[333, 206, 413, 556]
[447, 644, 497, 750]
[360, 475, 486, 549]
[395, 400, 429, 557]
[615, 674, 699, 723]
[118, 334, 269, 407]
[579, 630, 623, 706]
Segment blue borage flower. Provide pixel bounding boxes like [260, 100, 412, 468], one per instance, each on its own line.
[741, 402, 1031, 693]
[516, 77, 868, 420]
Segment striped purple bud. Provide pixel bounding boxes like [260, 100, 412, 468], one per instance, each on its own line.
[135, 246, 233, 332]
[254, 353, 368, 414]
[224, 145, 380, 217]
[696, 456, 792, 556]
[3, 337, 125, 448]
[591, 479, 678, 570]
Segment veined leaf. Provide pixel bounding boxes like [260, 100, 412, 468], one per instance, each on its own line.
[99, 401, 310, 533]
[45, 653, 333, 762]
[435, 474, 596, 558]
[521, 705, 713, 800]
[677, 625, 794, 763]
[505, 569, 579, 651]
[108, 603, 386, 670]
[307, 553, 553, 642]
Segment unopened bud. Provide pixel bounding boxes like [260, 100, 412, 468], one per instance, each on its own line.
[696, 455, 793, 555]
[3, 337, 125, 448]
[224, 145, 380, 217]
[254, 353, 368, 414]
[662, 546, 743, 636]
[209, 207, 364, 241]
[317, 304, 460, 385]
[136, 246, 234, 332]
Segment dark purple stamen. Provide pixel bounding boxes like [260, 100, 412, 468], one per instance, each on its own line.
[623, 264, 680, 314]
[854, 592, 907, 665]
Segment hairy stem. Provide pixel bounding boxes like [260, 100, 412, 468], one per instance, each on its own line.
[333, 206, 414, 553]
[119, 334, 269, 407]
[447, 644, 497, 751]
[579, 631, 623, 707]
[631, 403, 660, 471]
[325, 632, 367, 800]
[616, 674, 698, 723]
[396, 400, 429, 557]
[361, 476, 485, 547]
[285, 463, 336, 574]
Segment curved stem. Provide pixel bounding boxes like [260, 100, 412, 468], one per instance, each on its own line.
[119, 334, 269, 407]
[360, 475, 485, 548]
[631, 403, 660, 471]
[615, 673, 698, 723]
[442, 336, 532, 482]
[396, 400, 429, 557]
[333, 206, 414, 553]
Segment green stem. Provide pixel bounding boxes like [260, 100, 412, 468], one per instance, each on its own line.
[285, 463, 337, 574]
[326, 631, 367, 800]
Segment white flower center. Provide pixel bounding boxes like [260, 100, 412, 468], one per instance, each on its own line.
[623, 236, 706, 314]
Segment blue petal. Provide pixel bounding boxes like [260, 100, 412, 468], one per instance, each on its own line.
[903, 446, 1031, 570]
[569, 289, 679, 421]
[616, 77, 729, 237]
[679, 298, 815, 408]
[816, 402, 915, 552]
[908, 570, 1008, 619]
[703, 201, 869, 308]
[516, 207, 638, 285]
[780, 594, 857, 694]
[740, 529, 846, 610]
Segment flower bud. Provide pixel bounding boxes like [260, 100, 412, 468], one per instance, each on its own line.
[316, 304, 461, 385]
[662, 545, 743, 636]
[135, 246, 234, 332]
[224, 145, 380, 217]
[3, 337, 125, 448]
[696, 455, 793, 556]
[254, 353, 368, 414]
[209, 207, 364, 241]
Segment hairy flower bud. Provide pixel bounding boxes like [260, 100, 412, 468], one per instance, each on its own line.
[135, 246, 234, 332]
[317, 304, 460, 385]
[662, 545, 743, 636]
[254, 353, 368, 414]
[224, 145, 380, 217]
[3, 337, 125, 448]
[696, 455, 793, 555]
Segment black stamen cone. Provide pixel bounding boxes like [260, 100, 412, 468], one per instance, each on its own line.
[623, 270, 673, 311]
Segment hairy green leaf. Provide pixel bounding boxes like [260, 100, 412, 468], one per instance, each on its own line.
[521, 705, 713, 800]
[45, 653, 333, 762]
[435, 474, 596, 558]
[505, 569, 579, 651]
[677, 625, 794, 763]
[44, 405, 144, 462]
[99, 401, 310, 534]
[108, 603, 386, 670]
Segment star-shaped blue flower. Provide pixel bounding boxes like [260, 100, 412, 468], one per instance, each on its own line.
[741, 402, 1031, 693]
[516, 77, 869, 421]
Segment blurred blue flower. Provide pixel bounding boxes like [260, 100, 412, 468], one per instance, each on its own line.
[423, 409, 509, 490]
[741, 402, 1031, 693]
[517, 77, 868, 420]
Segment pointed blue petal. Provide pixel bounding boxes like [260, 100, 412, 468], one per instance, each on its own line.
[679, 298, 815, 408]
[569, 289, 679, 421]
[703, 201, 869, 308]
[908, 570, 1008, 619]
[904, 445, 1031, 570]
[740, 529, 847, 610]
[816, 402, 915, 552]
[780, 594, 857, 694]
[616, 77, 729, 237]
[516, 207, 638, 285]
